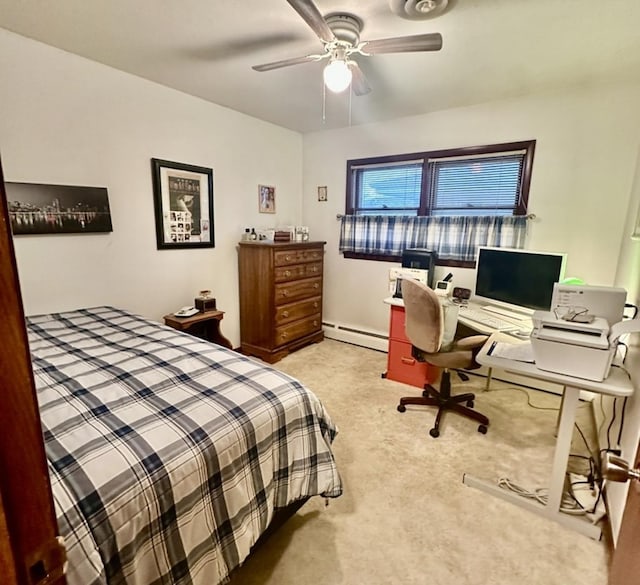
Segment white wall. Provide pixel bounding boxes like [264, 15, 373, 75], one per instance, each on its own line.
[302, 83, 640, 338]
[0, 29, 303, 346]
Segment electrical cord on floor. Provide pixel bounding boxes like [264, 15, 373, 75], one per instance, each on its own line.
[497, 477, 586, 515]
[474, 385, 562, 411]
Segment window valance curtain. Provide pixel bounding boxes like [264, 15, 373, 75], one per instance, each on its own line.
[339, 215, 528, 262]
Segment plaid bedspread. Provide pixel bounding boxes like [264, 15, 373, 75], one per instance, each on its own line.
[27, 307, 342, 585]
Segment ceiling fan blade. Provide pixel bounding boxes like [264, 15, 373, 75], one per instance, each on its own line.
[349, 62, 372, 96]
[360, 33, 443, 55]
[252, 53, 323, 72]
[286, 0, 336, 44]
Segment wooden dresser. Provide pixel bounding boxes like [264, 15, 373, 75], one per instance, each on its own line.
[238, 240, 325, 363]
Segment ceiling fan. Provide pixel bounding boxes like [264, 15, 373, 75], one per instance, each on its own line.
[252, 0, 443, 95]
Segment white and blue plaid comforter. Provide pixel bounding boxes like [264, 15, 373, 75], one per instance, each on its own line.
[27, 307, 342, 585]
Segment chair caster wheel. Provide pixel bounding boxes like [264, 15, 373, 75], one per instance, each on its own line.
[467, 400, 474, 408]
[429, 428, 440, 438]
[478, 424, 488, 434]
[397, 404, 406, 413]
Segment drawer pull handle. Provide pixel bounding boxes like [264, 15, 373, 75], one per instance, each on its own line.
[281, 332, 287, 339]
[313, 302, 318, 308]
[282, 311, 289, 318]
[312, 267, 318, 272]
[401, 357, 416, 365]
[285, 255, 291, 261]
[284, 270, 291, 277]
[282, 290, 289, 296]
[313, 320, 318, 326]
[313, 283, 319, 289]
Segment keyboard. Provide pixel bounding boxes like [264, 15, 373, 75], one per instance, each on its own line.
[481, 305, 531, 322]
[459, 308, 520, 331]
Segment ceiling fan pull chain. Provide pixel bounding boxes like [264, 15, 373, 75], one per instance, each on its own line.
[348, 84, 352, 127]
[322, 81, 326, 123]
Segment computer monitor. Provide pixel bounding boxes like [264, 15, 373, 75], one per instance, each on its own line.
[473, 247, 567, 313]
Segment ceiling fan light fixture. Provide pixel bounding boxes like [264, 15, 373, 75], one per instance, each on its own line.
[323, 59, 352, 93]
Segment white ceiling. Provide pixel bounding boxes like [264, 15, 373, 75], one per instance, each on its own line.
[1, 0, 639, 134]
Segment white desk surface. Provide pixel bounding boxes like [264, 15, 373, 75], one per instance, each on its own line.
[477, 332, 633, 397]
[383, 297, 532, 338]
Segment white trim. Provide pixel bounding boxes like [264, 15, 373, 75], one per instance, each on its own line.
[322, 322, 388, 352]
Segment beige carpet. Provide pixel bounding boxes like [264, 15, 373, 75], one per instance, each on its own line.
[229, 339, 609, 585]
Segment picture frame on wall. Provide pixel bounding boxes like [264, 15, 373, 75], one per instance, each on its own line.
[151, 158, 215, 249]
[258, 184, 276, 214]
[6, 182, 113, 235]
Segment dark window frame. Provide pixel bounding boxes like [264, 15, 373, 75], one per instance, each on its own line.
[344, 140, 535, 267]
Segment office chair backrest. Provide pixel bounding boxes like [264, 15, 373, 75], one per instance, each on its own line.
[401, 278, 444, 354]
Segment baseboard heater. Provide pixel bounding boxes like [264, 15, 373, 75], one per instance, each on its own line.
[322, 321, 389, 352]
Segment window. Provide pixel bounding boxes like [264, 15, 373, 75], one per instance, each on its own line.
[346, 141, 534, 217]
[342, 141, 535, 266]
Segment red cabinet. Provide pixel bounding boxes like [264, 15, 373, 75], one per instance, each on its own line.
[384, 304, 437, 388]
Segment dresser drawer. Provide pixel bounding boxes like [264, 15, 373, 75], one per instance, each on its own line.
[301, 247, 323, 263]
[275, 313, 322, 346]
[274, 247, 324, 267]
[274, 249, 305, 266]
[274, 264, 307, 283]
[304, 261, 322, 277]
[275, 277, 322, 305]
[275, 296, 322, 325]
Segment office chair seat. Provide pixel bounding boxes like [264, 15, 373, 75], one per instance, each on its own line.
[397, 278, 490, 438]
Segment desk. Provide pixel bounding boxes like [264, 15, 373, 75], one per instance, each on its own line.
[463, 332, 634, 539]
[383, 298, 525, 389]
[382, 297, 438, 387]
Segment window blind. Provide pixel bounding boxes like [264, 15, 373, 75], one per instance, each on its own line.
[355, 162, 422, 215]
[429, 153, 524, 216]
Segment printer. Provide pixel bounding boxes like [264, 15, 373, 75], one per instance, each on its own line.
[530, 311, 616, 382]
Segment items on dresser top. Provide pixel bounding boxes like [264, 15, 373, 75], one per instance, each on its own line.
[238, 240, 325, 363]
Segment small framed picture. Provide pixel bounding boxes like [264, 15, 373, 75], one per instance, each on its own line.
[258, 185, 276, 214]
[318, 186, 328, 201]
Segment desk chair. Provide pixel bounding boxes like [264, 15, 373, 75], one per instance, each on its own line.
[397, 278, 490, 438]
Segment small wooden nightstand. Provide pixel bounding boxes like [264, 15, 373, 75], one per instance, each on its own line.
[163, 310, 233, 349]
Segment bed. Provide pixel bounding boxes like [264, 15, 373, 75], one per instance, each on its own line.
[26, 306, 342, 585]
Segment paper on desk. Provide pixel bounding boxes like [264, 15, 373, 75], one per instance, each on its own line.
[488, 341, 535, 363]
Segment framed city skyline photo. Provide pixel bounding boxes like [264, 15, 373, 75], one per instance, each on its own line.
[258, 184, 276, 214]
[151, 158, 215, 249]
[7, 182, 113, 235]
